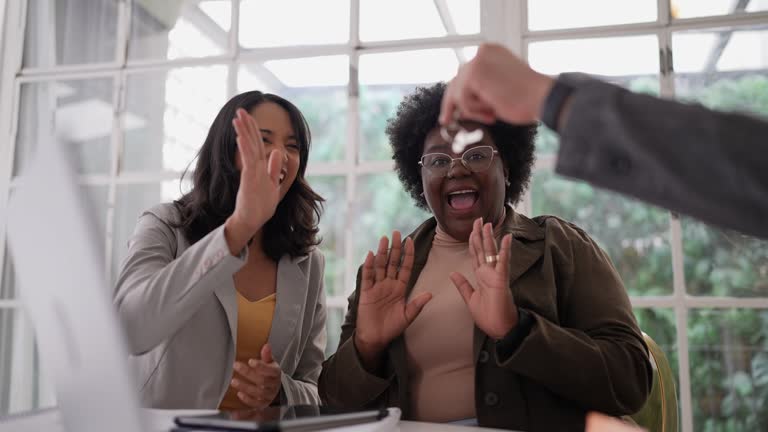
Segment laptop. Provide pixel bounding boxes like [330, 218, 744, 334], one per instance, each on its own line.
[6, 138, 146, 432]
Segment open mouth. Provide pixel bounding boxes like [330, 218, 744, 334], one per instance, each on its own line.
[279, 168, 287, 185]
[447, 189, 479, 211]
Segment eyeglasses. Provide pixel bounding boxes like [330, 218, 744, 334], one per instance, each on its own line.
[418, 145, 499, 178]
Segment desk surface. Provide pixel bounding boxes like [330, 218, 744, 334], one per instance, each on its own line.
[0, 408, 511, 432]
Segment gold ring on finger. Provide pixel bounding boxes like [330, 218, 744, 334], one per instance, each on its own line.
[485, 254, 499, 264]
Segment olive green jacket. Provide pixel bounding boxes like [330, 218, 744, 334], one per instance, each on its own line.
[319, 210, 651, 431]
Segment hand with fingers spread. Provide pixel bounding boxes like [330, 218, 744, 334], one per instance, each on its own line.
[229, 344, 282, 409]
[224, 108, 286, 255]
[354, 231, 433, 369]
[449, 218, 519, 340]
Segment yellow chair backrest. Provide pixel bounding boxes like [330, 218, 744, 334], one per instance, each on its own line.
[630, 333, 679, 432]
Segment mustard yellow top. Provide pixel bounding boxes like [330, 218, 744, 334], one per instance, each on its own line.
[219, 292, 276, 411]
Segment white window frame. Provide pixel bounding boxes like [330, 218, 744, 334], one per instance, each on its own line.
[0, 1, 767, 430]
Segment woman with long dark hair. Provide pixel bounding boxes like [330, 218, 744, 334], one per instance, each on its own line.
[114, 91, 326, 410]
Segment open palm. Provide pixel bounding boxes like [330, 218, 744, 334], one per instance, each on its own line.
[355, 231, 432, 354]
[449, 218, 518, 340]
[231, 108, 284, 234]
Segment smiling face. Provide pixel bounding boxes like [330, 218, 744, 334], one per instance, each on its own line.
[420, 123, 508, 242]
[236, 101, 301, 200]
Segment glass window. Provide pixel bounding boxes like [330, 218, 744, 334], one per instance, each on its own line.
[325, 307, 346, 358]
[14, 78, 114, 177]
[359, 47, 475, 161]
[238, 56, 349, 163]
[528, 35, 660, 154]
[528, 35, 659, 77]
[111, 181, 190, 285]
[682, 219, 768, 297]
[689, 309, 768, 430]
[673, 27, 768, 298]
[238, 0, 349, 49]
[352, 173, 431, 277]
[122, 66, 229, 173]
[0, 246, 13, 299]
[128, 0, 228, 61]
[673, 27, 768, 118]
[23, 0, 118, 68]
[672, 0, 768, 20]
[306, 176, 347, 297]
[532, 170, 673, 296]
[360, 0, 479, 42]
[634, 307, 679, 387]
[528, 0, 657, 31]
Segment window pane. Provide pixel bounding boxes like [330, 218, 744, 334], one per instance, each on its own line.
[532, 170, 673, 296]
[528, 36, 659, 155]
[0, 310, 55, 415]
[1, 246, 13, 300]
[672, 28, 768, 297]
[672, 0, 768, 19]
[123, 66, 228, 173]
[445, 0, 481, 35]
[352, 173, 431, 279]
[673, 27, 768, 118]
[128, 0, 228, 61]
[307, 176, 346, 297]
[689, 309, 768, 431]
[325, 306, 345, 358]
[15, 79, 114, 176]
[23, 0, 118, 68]
[112, 181, 190, 285]
[239, 0, 349, 48]
[682, 219, 768, 297]
[359, 48, 473, 161]
[528, 0, 656, 31]
[633, 307, 679, 388]
[528, 35, 659, 77]
[360, 0, 479, 42]
[238, 56, 349, 163]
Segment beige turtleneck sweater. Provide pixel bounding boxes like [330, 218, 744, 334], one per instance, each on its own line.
[404, 209, 506, 422]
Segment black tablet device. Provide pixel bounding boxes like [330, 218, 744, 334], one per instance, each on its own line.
[174, 405, 389, 432]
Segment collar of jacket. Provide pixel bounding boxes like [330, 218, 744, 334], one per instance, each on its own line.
[388, 205, 546, 404]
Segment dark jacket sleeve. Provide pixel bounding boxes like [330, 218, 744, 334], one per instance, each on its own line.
[494, 218, 652, 416]
[318, 268, 393, 408]
[555, 73, 768, 239]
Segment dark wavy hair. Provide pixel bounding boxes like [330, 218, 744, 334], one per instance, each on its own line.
[386, 82, 537, 210]
[173, 91, 323, 260]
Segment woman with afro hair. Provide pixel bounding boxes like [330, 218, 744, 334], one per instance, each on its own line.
[319, 83, 651, 431]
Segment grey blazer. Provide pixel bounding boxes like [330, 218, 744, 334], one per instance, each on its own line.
[113, 203, 327, 408]
[554, 73, 768, 239]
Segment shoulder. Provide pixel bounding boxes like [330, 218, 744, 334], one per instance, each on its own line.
[307, 248, 325, 270]
[130, 202, 184, 250]
[142, 202, 182, 226]
[294, 248, 326, 288]
[530, 214, 608, 261]
[532, 215, 595, 244]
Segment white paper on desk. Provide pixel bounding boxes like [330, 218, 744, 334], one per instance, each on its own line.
[145, 407, 402, 432]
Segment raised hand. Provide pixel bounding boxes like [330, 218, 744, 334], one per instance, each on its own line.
[354, 231, 432, 368]
[449, 218, 518, 340]
[225, 108, 285, 254]
[230, 344, 282, 409]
